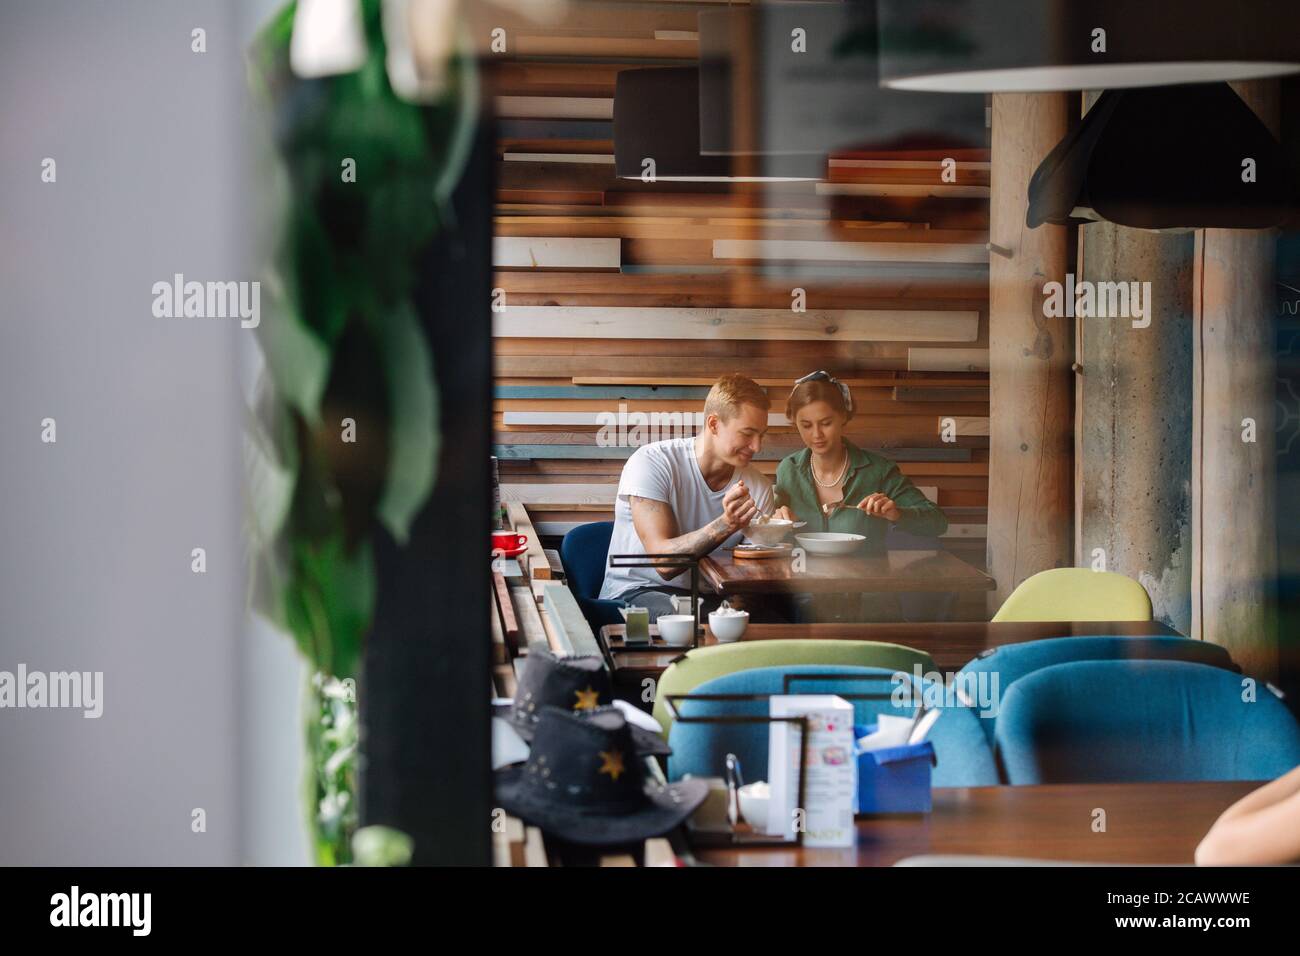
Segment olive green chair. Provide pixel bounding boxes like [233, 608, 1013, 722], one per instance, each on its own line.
[991, 568, 1153, 624]
[651, 639, 935, 738]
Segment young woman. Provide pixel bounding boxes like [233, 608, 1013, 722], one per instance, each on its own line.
[772, 371, 948, 544]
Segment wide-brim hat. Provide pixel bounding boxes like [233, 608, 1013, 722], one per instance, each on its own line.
[505, 646, 670, 757]
[495, 707, 707, 847]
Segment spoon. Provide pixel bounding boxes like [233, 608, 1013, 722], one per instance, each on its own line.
[821, 501, 847, 517]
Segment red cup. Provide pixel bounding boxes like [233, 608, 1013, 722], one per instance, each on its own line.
[492, 531, 527, 552]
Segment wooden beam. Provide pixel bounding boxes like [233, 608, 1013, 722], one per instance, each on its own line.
[1191, 80, 1281, 680]
[492, 237, 620, 269]
[494, 306, 980, 342]
[493, 443, 974, 462]
[986, 92, 1075, 615]
[712, 238, 988, 266]
[495, 96, 613, 120]
[908, 348, 990, 372]
[542, 583, 603, 657]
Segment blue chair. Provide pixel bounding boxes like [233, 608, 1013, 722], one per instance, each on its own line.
[665, 664, 999, 788]
[994, 659, 1300, 784]
[958, 635, 1238, 748]
[559, 522, 625, 632]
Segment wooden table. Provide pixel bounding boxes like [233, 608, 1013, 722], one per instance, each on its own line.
[600, 619, 1180, 682]
[692, 781, 1256, 866]
[699, 548, 995, 597]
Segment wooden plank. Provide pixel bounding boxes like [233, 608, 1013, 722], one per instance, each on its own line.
[943, 416, 991, 437]
[490, 606, 508, 666]
[502, 152, 615, 165]
[542, 583, 603, 658]
[510, 584, 549, 651]
[495, 96, 613, 120]
[494, 441, 974, 462]
[599, 854, 637, 867]
[495, 118, 613, 141]
[908, 348, 991, 372]
[816, 182, 990, 199]
[496, 397, 989, 417]
[495, 306, 980, 342]
[713, 238, 987, 266]
[894, 386, 989, 402]
[523, 827, 549, 867]
[643, 838, 677, 867]
[493, 237, 620, 269]
[496, 385, 710, 400]
[512, 36, 698, 58]
[506, 502, 550, 582]
[493, 664, 518, 699]
[493, 572, 521, 656]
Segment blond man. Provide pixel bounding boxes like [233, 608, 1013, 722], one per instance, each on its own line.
[599, 373, 773, 620]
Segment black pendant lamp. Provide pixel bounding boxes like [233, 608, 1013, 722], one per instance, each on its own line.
[877, 0, 1300, 92]
[1027, 83, 1291, 230]
[613, 67, 825, 181]
[698, 1, 986, 156]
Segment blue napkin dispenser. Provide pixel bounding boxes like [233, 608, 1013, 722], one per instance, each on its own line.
[853, 723, 936, 814]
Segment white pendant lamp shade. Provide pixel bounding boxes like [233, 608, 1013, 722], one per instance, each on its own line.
[877, 0, 1300, 93]
[290, 0, 370, 79]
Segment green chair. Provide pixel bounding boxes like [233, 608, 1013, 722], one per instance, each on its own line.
[991, 568, 1152, 623]
[651, 639, 935, 738]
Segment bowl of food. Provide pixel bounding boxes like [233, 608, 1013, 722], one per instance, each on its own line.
[794, 532, 866, 556]
[745, 518, 793, 548]
[708, 606, 749, 643]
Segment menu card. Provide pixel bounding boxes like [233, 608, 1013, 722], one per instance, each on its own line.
[767, 695, 856, 848]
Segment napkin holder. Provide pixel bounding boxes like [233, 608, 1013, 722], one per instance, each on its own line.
[853, 724, 936, 815]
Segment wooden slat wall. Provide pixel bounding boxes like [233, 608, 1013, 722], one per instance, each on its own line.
[483, 1, 991, 599]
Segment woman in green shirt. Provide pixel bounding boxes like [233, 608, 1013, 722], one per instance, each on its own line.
[771, 371, 948, 620]
[773, 371, 948, 542]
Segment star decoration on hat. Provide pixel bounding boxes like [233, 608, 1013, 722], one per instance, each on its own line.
[573, 685, 601, 711]
[597, 748, 625, 782]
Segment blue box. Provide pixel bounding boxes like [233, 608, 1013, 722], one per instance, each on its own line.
[853, 724, 936, 815]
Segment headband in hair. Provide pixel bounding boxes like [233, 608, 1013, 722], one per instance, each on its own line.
[794, 370, 853, 413]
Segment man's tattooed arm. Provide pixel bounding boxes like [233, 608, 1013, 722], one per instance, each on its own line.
[629, 496, 738, 580]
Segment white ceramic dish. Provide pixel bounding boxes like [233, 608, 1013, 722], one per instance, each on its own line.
[745, 518, 794, 547]
[794, 532, 867, 556]
[737, 781, 770, 831]
[708, 608, 749, 643]
[656, 614, 696, 647]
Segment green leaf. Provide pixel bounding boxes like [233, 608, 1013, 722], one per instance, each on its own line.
[371, 302, 439, 543]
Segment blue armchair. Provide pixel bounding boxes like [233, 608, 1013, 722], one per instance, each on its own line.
[559, 522, 625, 633]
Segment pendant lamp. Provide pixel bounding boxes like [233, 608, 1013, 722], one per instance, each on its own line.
[877, 0, 1300, 93]
[1026, 83, 1291, 230]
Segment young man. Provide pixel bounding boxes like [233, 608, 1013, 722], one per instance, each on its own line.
[598, 373, 774, 620]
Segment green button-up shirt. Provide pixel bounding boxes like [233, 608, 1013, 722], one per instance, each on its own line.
[774, 441, 949, 549]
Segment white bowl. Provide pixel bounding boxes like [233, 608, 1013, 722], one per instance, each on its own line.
[737, 781, 770, 831]
[745, 518, 794, 547]
[794, 532, 866, 556]
[708, 609, 749, 643]
[656, 614, 696, 647]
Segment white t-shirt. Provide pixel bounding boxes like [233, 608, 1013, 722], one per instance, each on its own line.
[598, 437, 773, 600]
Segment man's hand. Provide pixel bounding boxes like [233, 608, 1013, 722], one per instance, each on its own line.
[722, 479, 760, 531]
[856, 492, 901, 522]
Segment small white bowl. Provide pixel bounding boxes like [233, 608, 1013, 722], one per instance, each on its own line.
[737, 781, 770, 831]
[794, 532, 866, 556]
[656, 614, 696, 647]
[708, 609, 749, 643]
[745, 518, 793, 547]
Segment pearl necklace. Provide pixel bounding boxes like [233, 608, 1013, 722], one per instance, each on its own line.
[812, 450, 849, 488]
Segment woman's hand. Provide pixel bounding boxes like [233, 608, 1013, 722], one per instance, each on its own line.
[772, 505, 797, 522]
[856, 492, 901, 522]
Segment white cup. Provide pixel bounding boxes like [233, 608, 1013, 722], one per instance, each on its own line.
[656, 614, 696, 647]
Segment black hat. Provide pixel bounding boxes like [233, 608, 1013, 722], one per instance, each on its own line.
[495, 706, 708, 847]
[506, 647, 670, 757]
[1028, 83, 1292, 230]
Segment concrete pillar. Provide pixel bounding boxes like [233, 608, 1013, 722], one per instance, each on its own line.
[1191, 81, 1280, 681]
[987, 93, 1076, 614]
[1077, 193, 1195, 633]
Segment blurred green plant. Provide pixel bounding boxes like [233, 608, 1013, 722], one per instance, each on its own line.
[244, 0, 477, 864]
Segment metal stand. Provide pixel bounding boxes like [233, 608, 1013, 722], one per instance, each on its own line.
[607, 553, 704, 648]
